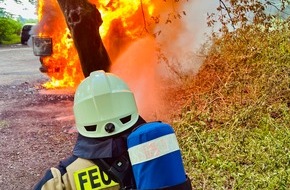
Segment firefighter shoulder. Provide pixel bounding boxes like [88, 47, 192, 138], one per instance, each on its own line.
[33, 70, 141, 190]
[33, 156, 120, 190]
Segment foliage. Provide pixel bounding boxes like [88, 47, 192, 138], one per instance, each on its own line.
[208, 0, 290, 35]
[20, 18, 37, 24]
[173, 15, 290, 189]
[0, 0, 35, 4]
[0, 7, 14, 18]
[0, 0, 35, 18]
[187, 21, 290, 129]
[0, 17, 22, 44]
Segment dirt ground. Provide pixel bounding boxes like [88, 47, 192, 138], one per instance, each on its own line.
[0, 73, 191, 189]
[0, 78, 79, 189]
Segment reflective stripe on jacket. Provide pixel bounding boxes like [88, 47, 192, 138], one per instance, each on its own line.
[33, 155, 120, 190]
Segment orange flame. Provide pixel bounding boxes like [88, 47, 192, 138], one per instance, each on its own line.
[36, 0, 187, 89]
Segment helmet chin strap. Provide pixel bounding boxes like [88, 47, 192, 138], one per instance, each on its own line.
[92, 152, 136, 189]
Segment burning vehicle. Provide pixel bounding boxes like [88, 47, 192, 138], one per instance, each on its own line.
[21, 23, 36, 45]
[32, 36, 53, 73]
[33, 0, 188, 89]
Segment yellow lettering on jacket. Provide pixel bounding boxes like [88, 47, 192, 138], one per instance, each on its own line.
[74, 165, 118, 190]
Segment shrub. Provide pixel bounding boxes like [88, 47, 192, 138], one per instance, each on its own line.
[173, 22, 290, 189]
[0, 18, 22, 44]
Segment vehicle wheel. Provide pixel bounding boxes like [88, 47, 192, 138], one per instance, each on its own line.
[21, 39, 27, 45]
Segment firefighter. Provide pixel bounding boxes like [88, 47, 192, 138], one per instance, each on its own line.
[33, 70, 145, 190]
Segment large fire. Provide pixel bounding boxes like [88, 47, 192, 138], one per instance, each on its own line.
[35, 0, 188, 89]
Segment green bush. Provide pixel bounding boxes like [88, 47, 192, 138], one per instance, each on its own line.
[0, 17, 22, 44]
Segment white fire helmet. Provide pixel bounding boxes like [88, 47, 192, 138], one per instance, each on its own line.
[73, 70, 139, 138]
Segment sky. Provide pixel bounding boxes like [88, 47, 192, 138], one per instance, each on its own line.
[0, 0, 37, 19]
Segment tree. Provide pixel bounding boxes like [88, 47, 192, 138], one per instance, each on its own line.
[0, 0, 35, 17]
[56, 0, 111, 77]
[0, 7, 13, 18]
[4, 0, 288, 77]
[54, 0, 290, 78]
[1, 0, 110, 76]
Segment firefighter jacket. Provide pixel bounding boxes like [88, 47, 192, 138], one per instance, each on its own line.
[33, 117, 146, 190]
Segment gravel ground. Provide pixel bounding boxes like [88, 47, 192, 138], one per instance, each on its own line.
[0, 80, 78, 189]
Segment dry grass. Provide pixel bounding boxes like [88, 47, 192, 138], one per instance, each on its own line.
[173, 24, 290, 189]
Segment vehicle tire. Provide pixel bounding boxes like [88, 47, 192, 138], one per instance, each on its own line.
[21, 39, 27, 45]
